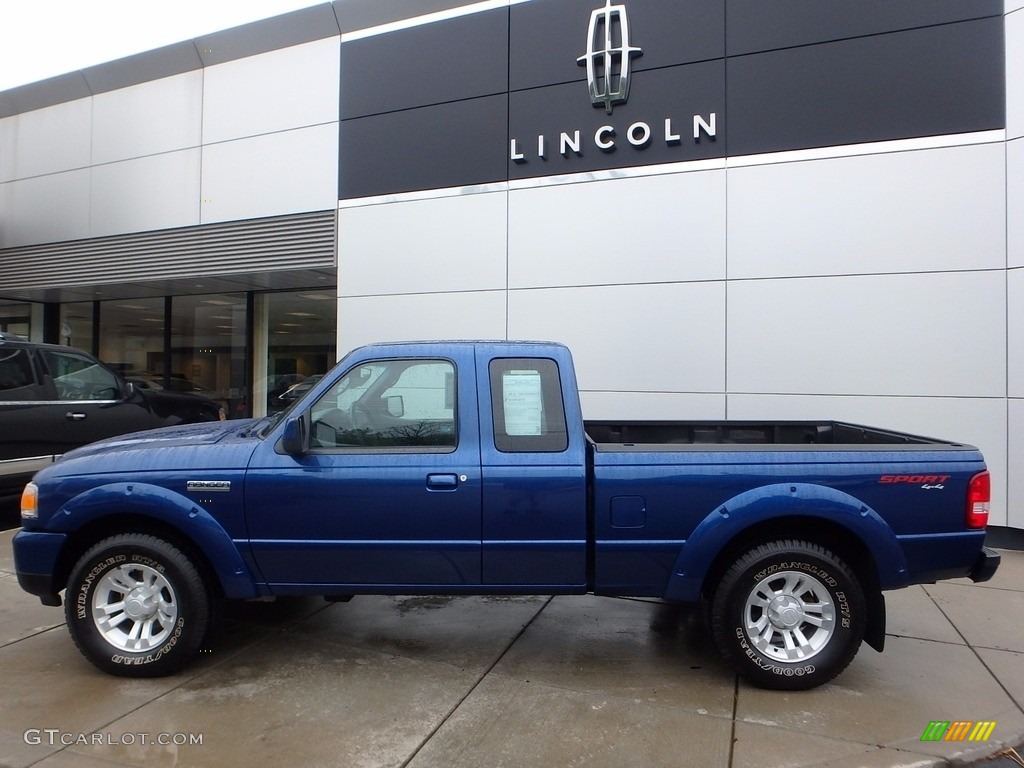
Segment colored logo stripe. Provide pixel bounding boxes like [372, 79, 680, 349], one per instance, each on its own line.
[969, 722, 998, 741]
[922, 722, 950, 742]
[920, 721, 997, 742]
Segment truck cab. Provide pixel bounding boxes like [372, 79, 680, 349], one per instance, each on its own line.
[247, 341, 588, 591]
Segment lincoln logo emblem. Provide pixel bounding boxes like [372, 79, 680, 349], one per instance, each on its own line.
[577, 0, 643, 114]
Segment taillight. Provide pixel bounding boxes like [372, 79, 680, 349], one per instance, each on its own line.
[966, 471, 990, 529]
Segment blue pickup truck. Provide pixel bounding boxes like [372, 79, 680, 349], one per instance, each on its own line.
[13, 341, 999, 689]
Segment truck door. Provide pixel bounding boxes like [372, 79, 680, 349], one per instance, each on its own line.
[478, 348, 588, 589]
[37, 347, 154, 451]
[245, 350, 482, 587]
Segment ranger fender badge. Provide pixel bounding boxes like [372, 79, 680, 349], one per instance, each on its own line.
[187, 480, 231, 493]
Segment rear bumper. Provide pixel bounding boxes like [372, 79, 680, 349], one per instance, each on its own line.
[969, 546, 1001, 583]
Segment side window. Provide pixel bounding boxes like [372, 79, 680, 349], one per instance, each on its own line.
[489, 358, 568, 453]
[0, 348, 36, 399]
[309, 359, 456, 451]
[41, 350, 121, 401]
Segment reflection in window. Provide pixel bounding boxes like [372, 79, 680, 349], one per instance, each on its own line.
[259, 290, 337, 417]
[0, 301, 31, 338]
[98, 298, 165, 380]
[0, 349, 35, 398]
[171, 294, 246, 418]
[41, 350, 121, 401]
[309, 359, 456, 450]
[59, 302, 95, 354]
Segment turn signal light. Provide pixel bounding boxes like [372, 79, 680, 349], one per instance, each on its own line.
[966, 471, 990, 529]
[21, 482, 38, 520]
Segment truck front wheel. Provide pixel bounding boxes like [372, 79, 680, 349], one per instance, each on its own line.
[710, 540, 865, 690]
[65, 534, 213, 677]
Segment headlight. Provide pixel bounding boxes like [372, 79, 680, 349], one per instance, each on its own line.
[21, 482, 39, 520]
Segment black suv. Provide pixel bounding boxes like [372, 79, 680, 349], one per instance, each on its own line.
[0, 333, 225, 501]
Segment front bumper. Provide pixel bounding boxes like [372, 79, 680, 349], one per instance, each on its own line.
[969, 546, 1001, 583]
[12, 530, 67, 605]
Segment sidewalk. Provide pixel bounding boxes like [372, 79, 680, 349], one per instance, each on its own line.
[1, 527, 1021, 768]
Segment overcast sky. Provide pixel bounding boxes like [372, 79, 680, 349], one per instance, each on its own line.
[0, 0, 325, 92]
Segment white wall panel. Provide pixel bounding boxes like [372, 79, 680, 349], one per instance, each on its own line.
[92, 72, 203, 165]
[581, 391, 726, 421]
[90, 149, 201, 237]
[203, 37, 340, 144]
[508, 170, 726, 288]
[0, 170, 90, 248]
[728, 393, 1008, 527]
[1008, 399, 1024, 529]
[1010, 268, 1024, 398]
[337, 291, 506, 352]
[200, 123, 338, 224]
[1010, 138, 1024, 269]
[508, 282, 726, 394]
[339, 192, 507, 297]
[727, 271, 1006, 398]
[1008, 9, 1024, 140]
[728, 144, 1006, 278]
[1008, 2, 1024, 14]
[0, 98, 91, 183]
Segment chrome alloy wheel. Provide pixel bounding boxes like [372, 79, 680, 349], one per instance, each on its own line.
[92, 564, 178, 652]
[742, 570, 836, 662]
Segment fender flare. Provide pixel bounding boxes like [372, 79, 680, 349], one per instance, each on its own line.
[48, 482, 259, 599]
[663, 483, 909, 603]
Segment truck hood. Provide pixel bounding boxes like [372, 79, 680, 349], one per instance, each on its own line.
[39, 419, 261, 478]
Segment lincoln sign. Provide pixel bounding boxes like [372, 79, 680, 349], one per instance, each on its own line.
[509, 0, 717, 166]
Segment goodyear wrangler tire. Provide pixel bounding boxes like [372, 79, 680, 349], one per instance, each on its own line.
[710, 540, 865, 690]
[65, 534, 212, 677]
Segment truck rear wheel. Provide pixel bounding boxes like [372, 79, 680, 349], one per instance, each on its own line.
[65, 534, 213, 677]
[710, 540, 865, 690]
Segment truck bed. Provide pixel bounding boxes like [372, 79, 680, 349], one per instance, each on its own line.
[584, 420, 960, 448]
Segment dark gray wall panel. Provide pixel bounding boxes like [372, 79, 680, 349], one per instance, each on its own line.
[727, 17, 1005, 157]
[510, 0, 724, 91]
[727, 0, 1004, 56]
[339, 94, 508, 198]
[0, 73, 90, 118]
[340, 9, 508, 119]
[194, 3, 340, 66]
[333, 0, 480, 35]
[82, 42, 202, 95]
[509, 61, 725, 180]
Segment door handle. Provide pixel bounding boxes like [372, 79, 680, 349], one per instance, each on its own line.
[65, 412, 87, 421]
[426, 473, 459, 491]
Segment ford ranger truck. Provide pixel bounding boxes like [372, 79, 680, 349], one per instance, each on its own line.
[12, 341, 1000, 690]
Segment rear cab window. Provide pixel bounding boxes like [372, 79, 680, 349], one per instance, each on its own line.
[488, 358, 568, 453]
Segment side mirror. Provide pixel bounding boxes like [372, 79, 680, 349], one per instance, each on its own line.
[279, 414, 308, 455]
[124, 381, 136, 399]
[386, 395, 404, 418]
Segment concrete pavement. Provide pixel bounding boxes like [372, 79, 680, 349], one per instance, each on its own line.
[1, 527, 1021, 768]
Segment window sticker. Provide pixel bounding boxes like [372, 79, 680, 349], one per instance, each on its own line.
[502, 370, 543, 436]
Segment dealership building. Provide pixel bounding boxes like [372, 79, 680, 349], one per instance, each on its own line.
[0, 0, 1022, 534]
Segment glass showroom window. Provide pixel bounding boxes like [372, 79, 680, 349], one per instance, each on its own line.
[59, 302, 96, 354]
[171, 294, 247, 418]
[255, 290, 337, 417]
[98, 298, 165, 379]
[0, 301, 32, 338]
